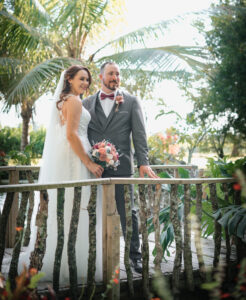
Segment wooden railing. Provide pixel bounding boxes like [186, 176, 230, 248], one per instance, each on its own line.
[0, 165, 198, 248]
[0, 165, 237, 300]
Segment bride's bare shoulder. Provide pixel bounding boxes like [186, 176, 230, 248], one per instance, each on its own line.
[65, 95, 81, 107]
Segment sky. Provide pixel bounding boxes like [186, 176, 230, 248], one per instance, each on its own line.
[0, 0, 217, 135]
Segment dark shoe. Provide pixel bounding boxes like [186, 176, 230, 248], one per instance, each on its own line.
[130, 258, 143, 273]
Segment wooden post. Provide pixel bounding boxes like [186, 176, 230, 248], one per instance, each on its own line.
[102, 183, 120, 300]
[183, 184, 194, 291]
[107, 215, 120, 299]
[174, 168, 179, 178]
[5, 170, 19, 247]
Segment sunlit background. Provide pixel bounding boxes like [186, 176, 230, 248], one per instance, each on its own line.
[0, 0, 216, 136]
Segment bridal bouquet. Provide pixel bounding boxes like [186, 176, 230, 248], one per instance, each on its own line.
[91, 140, 120, 170]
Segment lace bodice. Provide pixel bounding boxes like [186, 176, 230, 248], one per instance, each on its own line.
[77, 106, 91, 138]
[58, 100, 92, 153]
[59, 94, 91, 138]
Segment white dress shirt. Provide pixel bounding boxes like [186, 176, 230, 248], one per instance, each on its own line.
[99, 91, 116, 118]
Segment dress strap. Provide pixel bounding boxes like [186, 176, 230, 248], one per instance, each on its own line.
[63, 93, 76, 100]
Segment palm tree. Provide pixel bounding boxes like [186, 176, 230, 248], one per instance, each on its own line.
[0, 0, 207, 149]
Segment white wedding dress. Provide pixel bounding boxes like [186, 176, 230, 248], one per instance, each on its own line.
[17, 97, 102, 286]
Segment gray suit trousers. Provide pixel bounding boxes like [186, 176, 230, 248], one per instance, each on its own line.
[102, 173, 141, 260]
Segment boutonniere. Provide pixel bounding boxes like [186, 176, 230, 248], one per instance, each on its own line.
[115, 90, 124, 112]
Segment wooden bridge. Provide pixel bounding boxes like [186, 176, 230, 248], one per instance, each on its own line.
[0, 165, 238, 299]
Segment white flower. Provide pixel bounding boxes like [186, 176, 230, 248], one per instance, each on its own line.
[92, 149, 98, 157]
[109, 160, 114, 166]
[107, 154, 113, 159]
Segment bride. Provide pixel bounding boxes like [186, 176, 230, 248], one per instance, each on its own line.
[19, 65, 104, 286]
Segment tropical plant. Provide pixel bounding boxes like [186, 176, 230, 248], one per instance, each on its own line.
[204, 157, 246, 244]
[148, 158, 246, 260]
[0, 126, 21, 154]
[29, 127, 46, 158]
[0, 0, 208, 149]
[0, 126, 46, 163]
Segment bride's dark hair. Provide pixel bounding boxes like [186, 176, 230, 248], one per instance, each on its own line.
[56, 65, 92, 109]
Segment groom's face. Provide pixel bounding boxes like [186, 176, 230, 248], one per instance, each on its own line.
[100, 63, 120, 92]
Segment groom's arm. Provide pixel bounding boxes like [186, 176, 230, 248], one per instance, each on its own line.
[131, 96, 149, 166]
[131, 95, 158, 178]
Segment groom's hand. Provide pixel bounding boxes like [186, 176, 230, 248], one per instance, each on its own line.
[139, 165, 159, 178]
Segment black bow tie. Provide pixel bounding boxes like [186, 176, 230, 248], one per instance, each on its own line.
[100, 92, 115, 100]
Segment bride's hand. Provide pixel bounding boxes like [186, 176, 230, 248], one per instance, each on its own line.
[87, 161, 104, 178]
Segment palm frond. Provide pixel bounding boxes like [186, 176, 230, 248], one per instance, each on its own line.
[29, 0, 52, 22]
[90, 14, 191, 59]
[84, 0, 109, 29]
[120, 68, 193, 83]
[0, 10, 62, 55]
[4, 57, 82, 107]
[53, 0, 108, 33]
[0, 57, 26, 94]
[0, 57, 24, 68]
[96, 46, 208, 74]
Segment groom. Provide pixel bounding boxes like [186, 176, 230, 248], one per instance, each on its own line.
[83, 61, 157, 273]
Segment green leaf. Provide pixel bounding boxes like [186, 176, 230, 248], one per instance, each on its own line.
[217, 206, 241, 227]
[178, 167, 190, 178]
[228, 213, 243, 236]
[28, 272, 45, 289]
[212, 209, 222, 220]
[159, 171, 172, 178]
[201, 282, 220, 290]
[236, 214, 246, 239]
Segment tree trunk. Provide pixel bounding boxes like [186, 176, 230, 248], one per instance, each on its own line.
[187, 149, 194, 164]
[218, 148, 224, 159]
[20, 101, 32, 151]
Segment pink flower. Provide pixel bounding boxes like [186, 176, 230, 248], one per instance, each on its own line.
[90, 140, 120, 170]
[173, 134, 179, 141]
[115, 95, 124, 112]
[168, 144, 180, 155]
[115, 95, 124, 104]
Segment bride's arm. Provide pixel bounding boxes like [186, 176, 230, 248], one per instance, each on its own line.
[64, 96, 103, 178]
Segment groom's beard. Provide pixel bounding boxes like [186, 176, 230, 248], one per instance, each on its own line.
[103, 79, 119, 91]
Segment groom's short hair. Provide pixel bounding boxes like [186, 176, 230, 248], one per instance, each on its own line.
[100, 61, 117, 74]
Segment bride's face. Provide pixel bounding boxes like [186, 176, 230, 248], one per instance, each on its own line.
[68, 70, 90, 95]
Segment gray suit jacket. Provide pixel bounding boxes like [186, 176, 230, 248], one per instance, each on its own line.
[83, 91, 149, 176]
